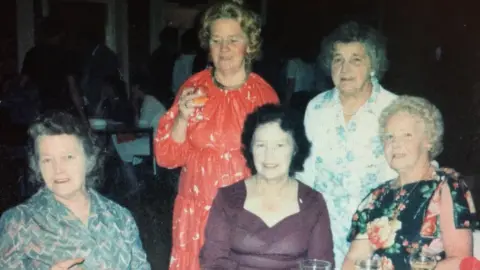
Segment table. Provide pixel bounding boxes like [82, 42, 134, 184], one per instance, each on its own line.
[93, 125, 156, 175]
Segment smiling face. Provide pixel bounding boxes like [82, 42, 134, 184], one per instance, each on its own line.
[383, 112, 432, 173]
[209, 18, 248, 74]
[251, 121, 295, 181]
[331, 42, 372, 96]
[37, 134, 88, 200]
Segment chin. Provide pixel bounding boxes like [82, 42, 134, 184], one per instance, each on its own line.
[51, 186, 84, 200]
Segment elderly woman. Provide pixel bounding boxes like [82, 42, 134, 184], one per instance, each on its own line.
[297, 21, 398, 266]
[0, 112, 151, 270]
[154, 0, 279, 268]
[343, 96, 476, 269]
[200, 104, 334, 269]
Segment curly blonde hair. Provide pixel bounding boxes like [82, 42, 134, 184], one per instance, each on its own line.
[379, 95, 444, 158]
[199, 0, 262, 65]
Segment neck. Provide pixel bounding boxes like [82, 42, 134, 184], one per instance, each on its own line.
[255, 175, 291, 196]
[339, 81, 373, 113]
[397, 158, 433, 186]
[214, 67, 247, 88]
[55, 188, 90, 214]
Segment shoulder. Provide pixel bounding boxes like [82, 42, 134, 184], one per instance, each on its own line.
[376, 86, 398, 108]
[215, 181, 247, 208]
[306, 89, 336, 114]
[184, 69, 211, 85]
[92, 191, 136, 223]
[248, 72, 274, 90]
[298, 181, 326, 207]
[0, 205, 28, 225]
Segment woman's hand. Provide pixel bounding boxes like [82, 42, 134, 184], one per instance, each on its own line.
[50, 258, 84, 270]
[177, 87, 207, 121]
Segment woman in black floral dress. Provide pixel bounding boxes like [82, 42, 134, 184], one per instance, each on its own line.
[343, 96, 477, 270]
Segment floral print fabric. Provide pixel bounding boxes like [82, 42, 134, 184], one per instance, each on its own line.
[154, 69, 279, 269]
[297, 82, 398, 267]
[347, 171, 477, 269]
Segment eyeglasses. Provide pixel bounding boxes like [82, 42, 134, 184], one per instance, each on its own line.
[209, 37, 246, 47]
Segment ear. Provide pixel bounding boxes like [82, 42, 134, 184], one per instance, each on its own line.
[424, 141, 433, 152]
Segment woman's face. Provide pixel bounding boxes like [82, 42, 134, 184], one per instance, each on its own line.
[330, 42, 372, 95]
[383, 112, 431, 173]
[37, 134, 88, 200]
[209, 18, 248, 74]
[252, 122, 294, 181]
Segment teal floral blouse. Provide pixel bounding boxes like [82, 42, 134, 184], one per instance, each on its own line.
[0, 188, 151, 269]
[347, 171, 477, 269]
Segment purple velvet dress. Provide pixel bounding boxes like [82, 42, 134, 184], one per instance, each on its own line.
[200, 180, 334, 269]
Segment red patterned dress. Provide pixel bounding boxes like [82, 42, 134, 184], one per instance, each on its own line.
[154, 69, 279, 269]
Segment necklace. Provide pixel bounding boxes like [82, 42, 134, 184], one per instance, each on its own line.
[389, 168, 435, 224]
[212, 68, 248, 90]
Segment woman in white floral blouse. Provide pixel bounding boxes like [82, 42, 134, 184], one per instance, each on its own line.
[343, 96, 476, 270]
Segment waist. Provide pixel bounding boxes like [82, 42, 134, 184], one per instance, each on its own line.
[231, 252, 302, 270]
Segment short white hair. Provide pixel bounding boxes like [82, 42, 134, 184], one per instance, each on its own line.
[379, 95, 444, 158]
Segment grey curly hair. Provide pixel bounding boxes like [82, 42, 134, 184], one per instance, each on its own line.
[27, 111, 104, 189]
[319, 21, 389, 81]
[198, 0, 262, 66]
[379, 95, 444, 158]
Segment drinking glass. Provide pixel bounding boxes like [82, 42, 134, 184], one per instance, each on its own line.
[354, 258, 382, 270]
[298, 259, 331, 270]
[409, 252, 437, 270]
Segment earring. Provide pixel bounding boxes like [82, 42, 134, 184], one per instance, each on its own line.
[370, 71, 378, 84]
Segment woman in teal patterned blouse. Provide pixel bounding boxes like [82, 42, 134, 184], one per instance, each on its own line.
[343, 96, 477, 269]
[0, 112, 151, 269]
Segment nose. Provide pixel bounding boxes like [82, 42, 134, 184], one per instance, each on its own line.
[53, 159, 66, 174]
[220, 41, 230, 52]
[263, 146, 276, 162]
[340, 61, 350, 73]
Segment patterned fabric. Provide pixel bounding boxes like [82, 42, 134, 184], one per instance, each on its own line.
[0, 188, 150, 270]
[154, 69, 279, 269]
[347, 171, 477, 269]
[297, 82, 398, 267]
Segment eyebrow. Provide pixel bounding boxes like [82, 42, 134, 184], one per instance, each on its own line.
[211, 34, 244, 38]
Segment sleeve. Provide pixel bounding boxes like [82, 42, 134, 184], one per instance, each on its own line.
[286, 59, 297, 79]
[199, 190, 238, 269]
[125, 211, 151, 270]
[444, 177, 477, 230]
[154, 81, 194, 169]
[0, 209, 27, 269]
[308, 192, 335, 267]
[347, 189, 377, 242]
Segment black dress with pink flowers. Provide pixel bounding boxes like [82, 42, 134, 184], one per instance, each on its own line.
[347, 171, 477, 269]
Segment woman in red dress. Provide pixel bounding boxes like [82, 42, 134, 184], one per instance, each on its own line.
[154, 0, 279, 269]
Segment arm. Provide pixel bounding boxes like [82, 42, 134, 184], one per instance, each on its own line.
[435, 181, 474, 270]
[125, 212, 151, 270]
[343, 191, 377, 269]
[199, 191, 238, 269]
[308, 193, 335, 266]
[154, 85, 194, 168]
[342, 240, 374, 270]
[0, 209, 27, 269]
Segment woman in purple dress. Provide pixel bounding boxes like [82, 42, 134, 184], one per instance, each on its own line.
[200, 104, 334, 269]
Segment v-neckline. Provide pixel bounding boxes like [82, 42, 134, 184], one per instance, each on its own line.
[242, 181, 302, 229]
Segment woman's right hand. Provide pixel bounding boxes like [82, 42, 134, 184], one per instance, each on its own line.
[50, 258, 84, 270]
[177, 87, 207, 121]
